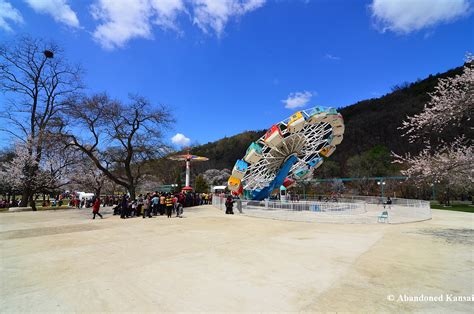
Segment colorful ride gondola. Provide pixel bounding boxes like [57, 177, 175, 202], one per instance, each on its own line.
[287, 111, 306, 133]
[264, 125, 284, 148]
[227, 176, 241, 192]
[244, 142, 263, 164]
[232, 159, 248, 180]
[308, 156, 323, 168]
[320, 145, 336, 157]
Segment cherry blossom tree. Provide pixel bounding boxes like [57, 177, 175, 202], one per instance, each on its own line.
[68, 158, 109, 198]
[396, 55, 473, 202]
[2, 139, 78, 209]
[401, 54, 473, 142]
[202, 168, 231, 186]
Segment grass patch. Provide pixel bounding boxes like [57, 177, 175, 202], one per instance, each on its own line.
[431, 203, 474, 213]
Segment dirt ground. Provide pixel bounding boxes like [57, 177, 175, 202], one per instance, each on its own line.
[0, 205, 472, 312]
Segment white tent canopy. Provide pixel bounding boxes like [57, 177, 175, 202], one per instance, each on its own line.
[212, 186, 227, 191]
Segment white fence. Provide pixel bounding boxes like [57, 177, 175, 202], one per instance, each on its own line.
[243, 199, 367, 215]
[299, 195, 430, 208]
[212, 195, 432, 224]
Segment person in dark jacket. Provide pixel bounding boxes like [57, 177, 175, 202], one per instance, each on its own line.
[120, 195, 129, 219]
[225, 196, 234, 215]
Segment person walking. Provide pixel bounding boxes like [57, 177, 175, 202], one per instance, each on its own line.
[92, 197, 103, 219]
[143, 194, 152, 218]
[225, 196, 234, 215]
[165, 193, 174, 218]
[384, 196, 393, 209]
[176, 193, 185, 218]
[151, 193, 160, 216]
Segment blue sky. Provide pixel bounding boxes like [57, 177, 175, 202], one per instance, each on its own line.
[0, 0, 473, 148]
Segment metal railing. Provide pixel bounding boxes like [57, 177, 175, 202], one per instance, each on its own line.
[212, 194, 432, 224]
[296, 195, 430, 208]
[242, 199, 367, 215]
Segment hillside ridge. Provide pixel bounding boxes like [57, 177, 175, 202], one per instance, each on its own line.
[188, 64, 470, 177]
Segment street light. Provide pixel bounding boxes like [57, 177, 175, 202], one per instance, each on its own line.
[377, 180, 386, 199]
[431, 180, 440, 200]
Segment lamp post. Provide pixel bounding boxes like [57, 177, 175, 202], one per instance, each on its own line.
[377, 179, 386, 199]
[431, 180, 440, 201]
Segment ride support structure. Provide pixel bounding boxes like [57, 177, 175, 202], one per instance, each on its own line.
[168, 153, 209, 192]
[228, 106, 345, 201]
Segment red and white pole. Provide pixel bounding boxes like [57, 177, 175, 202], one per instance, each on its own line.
[185, 158, 191, 187]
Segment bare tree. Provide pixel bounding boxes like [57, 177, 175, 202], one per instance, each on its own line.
[0, 36, 82, 208]
[65, 94, 173, 199]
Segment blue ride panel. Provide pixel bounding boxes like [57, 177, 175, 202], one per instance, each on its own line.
[308, 157, 323, 167]
[234, 159, 248, 172]
[250, 155, 299, 201]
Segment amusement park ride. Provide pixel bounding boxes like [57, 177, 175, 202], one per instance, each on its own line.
[168, 153, 209, 191]
[228, 106, 345, 200]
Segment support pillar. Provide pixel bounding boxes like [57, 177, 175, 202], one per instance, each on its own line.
[185, 159, 191, 187]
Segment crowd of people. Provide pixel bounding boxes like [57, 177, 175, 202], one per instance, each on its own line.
[99, 192, 213, 209]
[1, 190, 215, 214]
[0, 197, 68, 208]
[88, 191, 216, 220]
[0, 199, 19, 208]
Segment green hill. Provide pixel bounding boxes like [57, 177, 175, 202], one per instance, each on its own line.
[188, 64, 471, 177]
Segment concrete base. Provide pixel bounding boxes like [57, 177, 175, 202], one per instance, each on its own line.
[0, 206, 472, 312]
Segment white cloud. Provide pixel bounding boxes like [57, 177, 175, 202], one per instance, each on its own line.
[150, 0, 185, 30]
[282, 91, 313, 109]
[171, 133, 191, 147]
[0, 0, 23, 32]
[90, 0, 185, 49]
[91, 0, 154, 50]
[90, 0, 266, 49]
[325, 53, 340, 60]
[370, 0, 471, 34]
[24, 0, 79, 28]
[191, 0, 266, 36]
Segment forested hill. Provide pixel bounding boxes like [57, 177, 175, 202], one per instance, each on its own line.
[190, 64, 470, 175]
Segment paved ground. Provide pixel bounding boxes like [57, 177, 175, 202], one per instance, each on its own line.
[0, 205, 472, 312]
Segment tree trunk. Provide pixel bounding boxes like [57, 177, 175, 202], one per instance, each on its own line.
[128, 186, 136, 200]
[20, 189, 31, 207]
[29, 194, 36, 211]
[446, 187, 450, 206]
[95, 187, 102, 199]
